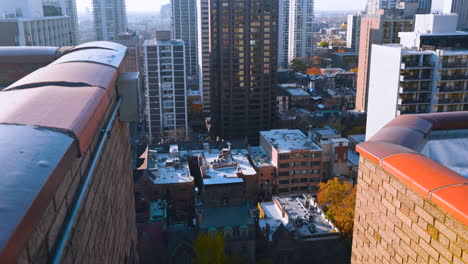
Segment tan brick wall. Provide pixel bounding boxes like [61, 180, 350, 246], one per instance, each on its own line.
[19, 102, 138, 263]
[352, 156, 468, 264]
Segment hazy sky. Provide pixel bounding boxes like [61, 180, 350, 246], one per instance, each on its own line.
[77, 0, 444, 14]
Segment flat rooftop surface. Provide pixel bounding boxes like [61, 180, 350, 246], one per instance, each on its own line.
[261, 129, 321, 153]
[201, 149, 255, 185]
[418, 129, 468, 178]
[148, 153, 193, 184]
[287, 88, 310, 97]
[248, 146, 274, 167]
[200, 205, 253, 229]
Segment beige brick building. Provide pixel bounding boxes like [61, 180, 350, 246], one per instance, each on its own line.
[352, 112, 468, 263]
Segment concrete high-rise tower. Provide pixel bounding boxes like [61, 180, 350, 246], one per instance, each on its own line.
[278, 0, 290, 68]
[287, 0, 314, 63]
[444, 0, 468, 30]
[171, 0, 198, 84]
[92, 0, 127, 41]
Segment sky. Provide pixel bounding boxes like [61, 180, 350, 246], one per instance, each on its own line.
[77, 0, 445, 14]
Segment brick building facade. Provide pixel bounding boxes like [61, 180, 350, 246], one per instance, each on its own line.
[0, 42, 138, 263]
[352, 113, 468, 264]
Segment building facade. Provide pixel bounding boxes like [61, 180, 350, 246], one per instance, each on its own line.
[278, 0, 290, 68]
[92, 0, 127, 41]
[0, 0, 76, 46]
[172, 0, 198, 83]
[444, 0, 468, 30]
[144, 38, 189, 143]
[347, 13, 362, 52]
[260, 130, 323, 195]
[210, 0, 278, 142]
[287, 0, 314, 63]
[115, 31, 142, 73]
[355, 8, 415, 112]
[366, 14, 468, 139]
[197, 0, 211, 117]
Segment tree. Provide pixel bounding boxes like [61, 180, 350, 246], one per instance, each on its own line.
[193, 232, 227, 264]
[289, 59, 307, 73]
[306, 67, 321, 75]
[318, 41, 329, 48]
[350, 68, 358, 73]
[339, 24, 347, 30]
[317, 178, 357, 238]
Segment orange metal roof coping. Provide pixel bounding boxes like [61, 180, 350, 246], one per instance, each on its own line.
[357, 111, 468, 226]
[0, 86, 109, 153]
[430, 185, 468, 226]
[381, 153, 468, 198]
[6, 62, 118, 94]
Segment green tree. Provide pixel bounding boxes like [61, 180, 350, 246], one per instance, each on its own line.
[317, 178, 357, 238]
[318, 41, 329, 48]
[289, 59, 307, 72]
[193, 232, 227, 264]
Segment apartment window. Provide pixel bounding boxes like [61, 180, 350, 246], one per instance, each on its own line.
[279, 188, 289, 193]
[311, 169, 320, 175]
[292, 162, 300, 167]
[279, 172, 289, 177]
[279, 180, 289, 185]
[300, 178, 308, 183]
[291, 153, 301, 159]
[310, 161, 320, 167]
[311, 153, 321, 158]
[310, 177, 320, 183]
[279, 154, 290, 160]
[279, 163, 289, 168]
[300, 162, 308, 167]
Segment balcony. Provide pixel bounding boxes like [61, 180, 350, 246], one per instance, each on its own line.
[397, 97, 431, 105]
[439, 75, 468, 81]
[441, 63, 468, 69]
[436, 86, 466, 93]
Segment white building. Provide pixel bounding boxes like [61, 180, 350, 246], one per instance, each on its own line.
[366, 14, 468, 139]
[287, 0, 314, 63]
[197, 0, 210, 116]
[0, 0, 76, 46]
[92, 0, 127, 41]
[144, 36, 189, 143]
[346, 13, 362, 52]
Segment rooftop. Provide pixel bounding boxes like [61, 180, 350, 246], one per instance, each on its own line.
[147, 153, 193, 184]
[199, 205, 253, 229]
[260, 129, 322, 153]
[248, 146, 274, 168]
[259, 195, 339, 241]
[286, 88, 311, 97]
[144, 39, 184, 46]
[200, 148, 256, 185]
[356, 112, 468, 225]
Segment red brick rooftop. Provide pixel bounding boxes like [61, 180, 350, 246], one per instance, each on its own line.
[356, 112, 468, 226]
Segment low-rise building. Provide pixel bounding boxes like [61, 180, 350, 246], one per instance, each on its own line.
[248, 146, 276, 201]
[260, 129, 323, 195]
[136, 145, 195, 223]
[257, 195, 348, 263]
[285, 88, 312, 107]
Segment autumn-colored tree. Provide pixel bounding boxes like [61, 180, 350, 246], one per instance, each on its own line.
[317, 178, 357, 238]
[339, 24, 347, 30]
[193, 232, 227, 264]
[306, 67, 321, 75]
[350, 68, 358, 73]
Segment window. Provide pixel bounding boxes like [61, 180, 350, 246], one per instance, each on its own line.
[292, 162, 300, 167]
[310, 177, 320, 183]
[291, 179, 299, 183]
[279, 188, 289, 193]
[300, 162, 308, 167]
[311, 169, 320, 174]
[301, 170, 308, 175]
[292, 153, 301, 159]
[279, 154, 290, 160]
[310, 161, 320, 167]
[301, 153, 309, 158]
[292, 170, 299, 175]
[279, 163, 289, 168]
[311, 153, 322, 158]
[279, 180, 289, 184]
[279, 172, 289, 177]
[300, 178, 308, 183]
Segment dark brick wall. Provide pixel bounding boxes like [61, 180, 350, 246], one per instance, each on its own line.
[18, 101, 138, 263]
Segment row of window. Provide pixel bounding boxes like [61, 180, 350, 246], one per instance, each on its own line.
[279, 153, 321, 160]
[278, 169, 321, 176]
[279, 162, 321, 168]
[279, 178, 320, 184]
[278, 185, 319, 193]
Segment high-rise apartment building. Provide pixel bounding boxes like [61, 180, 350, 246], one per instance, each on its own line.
[355, 8, 416, 112]
[287, 0, 315, 63]
[0, 0, 76, 46]
[115, 31, 142, 73]
[209, 0, 278, 142]
[347, 13, 362, 52]
[366, 0, 432, 15]
[366, 14, 468, 139]
[92, 0, 127, 41]
[144, 35, 188, 143]
[278, 0, 290, 68]
[42, 0, 79, 43]
[171, 0, 198, 82]
[197, 0, 211, 116]
[444, 0, 468, 30]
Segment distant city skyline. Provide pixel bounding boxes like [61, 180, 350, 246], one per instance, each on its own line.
[77, 0, 445, 14]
